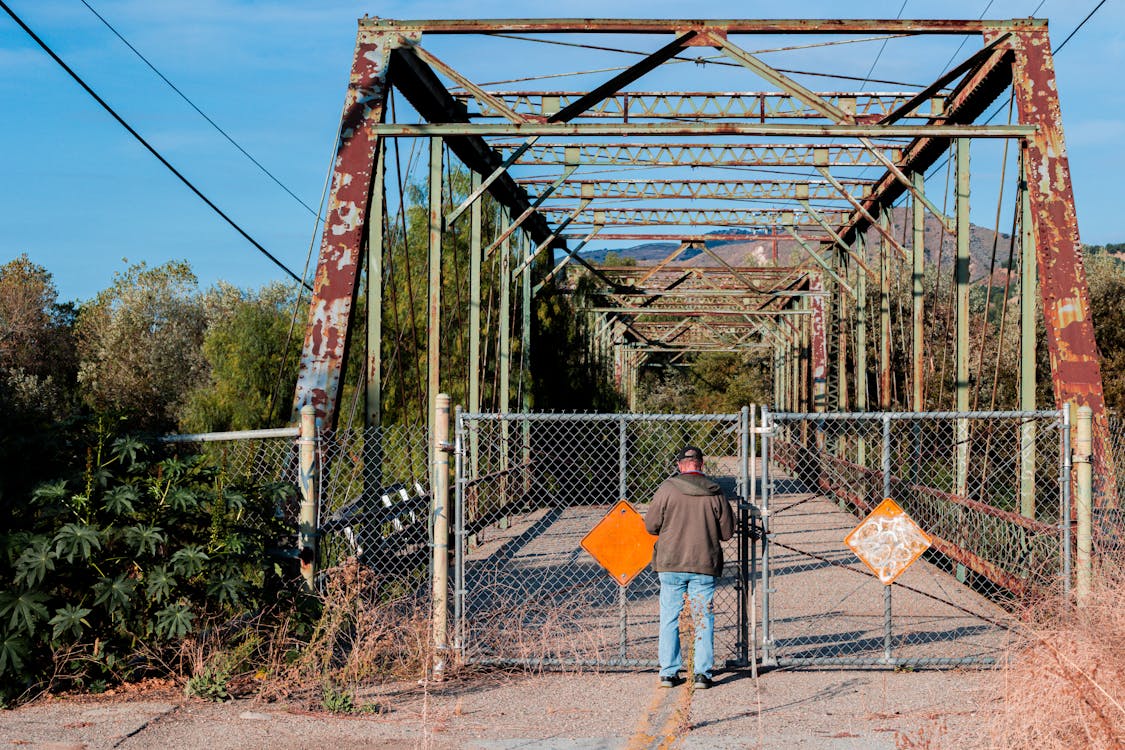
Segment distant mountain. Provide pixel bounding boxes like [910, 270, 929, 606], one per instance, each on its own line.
[578, 208, 1015, 282]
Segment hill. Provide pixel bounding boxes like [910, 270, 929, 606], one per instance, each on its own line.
[579, 208, 1015, 281]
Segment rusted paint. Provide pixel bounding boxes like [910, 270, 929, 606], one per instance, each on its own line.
[1006, 28, 1118, 504]
[362, 18, 1043, 35]
[291, 30, 410, 426]
[809, 275, 828, 413]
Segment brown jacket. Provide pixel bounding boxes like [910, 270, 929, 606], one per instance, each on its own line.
[644, 472, 734, 577]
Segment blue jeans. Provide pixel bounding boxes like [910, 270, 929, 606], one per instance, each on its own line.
[657, 571, 716, 679]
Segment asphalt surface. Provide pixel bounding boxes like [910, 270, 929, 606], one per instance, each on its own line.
[0, 665, 992, 749]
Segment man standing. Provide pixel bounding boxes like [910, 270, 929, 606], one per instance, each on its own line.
[644, 445, 734, 689]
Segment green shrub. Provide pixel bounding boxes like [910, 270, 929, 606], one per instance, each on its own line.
[0, 427, 296, 702]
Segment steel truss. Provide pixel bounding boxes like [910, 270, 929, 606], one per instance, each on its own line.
[291, 16, 1116, 506]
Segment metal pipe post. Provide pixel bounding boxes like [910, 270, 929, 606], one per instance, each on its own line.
[1075, 405, 1093, 605]
[759, 406, 773, 665]
[882, 414, 893, 661]
[453, 405, 464, 654]
[297, 405, 319, 592]
[432, 393, 452, 677]
[618, 416, 628, 658]
[1019, 173, 1037, 518]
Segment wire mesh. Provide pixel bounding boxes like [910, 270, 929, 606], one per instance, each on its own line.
[763, 410, 1066, 666]
[316, 425, 431, 595]
[456, 412, 746, 669]
[159, 425, 432, 597]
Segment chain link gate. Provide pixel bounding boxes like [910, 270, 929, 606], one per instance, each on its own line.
[454, 411, 752, 669]
[757, 408, 1071, 668]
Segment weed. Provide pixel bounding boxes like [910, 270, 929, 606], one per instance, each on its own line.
[185, 667, 230, 702]
[321, 682, 355, 713]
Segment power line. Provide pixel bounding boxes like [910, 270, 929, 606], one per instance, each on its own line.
[0, 0, 311, 291]
[923, 0, 1104, 185]
[858, 0, 910, 88]
[78, 0, 322, 220]
[1054, 0, 1108, 54]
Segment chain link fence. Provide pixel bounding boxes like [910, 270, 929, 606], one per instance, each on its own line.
[160, 424, 431, 596]
[761, 409, 1067, 667]
[455, 411, 749, 669]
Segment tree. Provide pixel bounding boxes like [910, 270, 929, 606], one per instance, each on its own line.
[0, 255, 77, 413]
[1085, 250, 1125, 413]
[0, 256, 79, 515]
[76, 261, 206, 431]
[180, 282, 302, 432]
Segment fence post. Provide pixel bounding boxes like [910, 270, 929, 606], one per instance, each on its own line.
[297, 405, 319, 592]
[1075, 404, 1093, 606]
[432, 393, 452, 678]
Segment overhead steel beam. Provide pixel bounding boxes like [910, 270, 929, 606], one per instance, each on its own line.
[537, 207, 852, 227]
[365, 18, 1043, 34]
[370, 122, 1033, 137]
[457, 91, 945, 120]
[520, 179, 873, 201]
[488, 142, 905, 167]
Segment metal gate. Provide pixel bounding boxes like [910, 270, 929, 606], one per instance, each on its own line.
[758, 408, 1071, 668]
[454, 411, 751, 669]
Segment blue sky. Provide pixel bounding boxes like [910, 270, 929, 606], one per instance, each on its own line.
[2, 0, 1122, 303]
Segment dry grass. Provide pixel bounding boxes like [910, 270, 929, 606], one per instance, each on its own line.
[267, 560, 435, 705]
[979, 567, 1125, 749]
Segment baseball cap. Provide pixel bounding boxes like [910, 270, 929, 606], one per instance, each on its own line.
[675, 445, 704, 462]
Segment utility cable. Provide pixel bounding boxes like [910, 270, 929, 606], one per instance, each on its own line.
[1054, 0, 1108, 54]
[78, 0, 322, 220]
[858, 0, 909, 88]
[0, 0, 310, 291]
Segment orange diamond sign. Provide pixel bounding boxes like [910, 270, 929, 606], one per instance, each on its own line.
[845, 498, 932, 585]
[581, 500, 658, 587]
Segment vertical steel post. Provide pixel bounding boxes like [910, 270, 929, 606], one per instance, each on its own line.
[1075, 405, 1093, 605]
[879, 212, 892, 411]
[468, 172, 482, 488]
[810, 275, 828, 415]
[748, 405, 758, 677]
[837, 265, 850, 414]
[297, 404, 319, 592]
[453, 405, 464, 655]
[520, 235, 531, 479]
[468, 171, 482, 416]
[432, 393, 452, 678]
[618, 416, 629, 658]
[427, 138, 444, 466]
[1020, 172, 1038, 518]
[912, 172, 925, 412]
[366, 143, 384, 429]
[759, 406, 772, 665]
[521, 234, 532, 413]
[1062, 403, 1073, 592]
[738, 406, 751, 666]
[955, 139, 971, 498]
[856, 240, 868, 467]
[499, 207, 512, 414]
